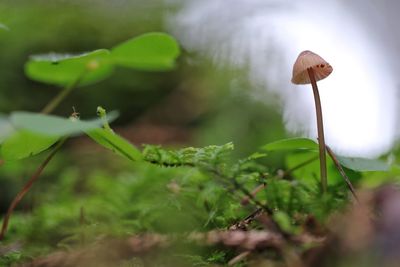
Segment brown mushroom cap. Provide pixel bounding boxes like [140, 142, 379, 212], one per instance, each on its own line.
[291, 50, 333, 84]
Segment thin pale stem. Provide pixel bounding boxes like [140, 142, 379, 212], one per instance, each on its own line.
[280, 155, 319, 178]
[40, 73, 86, 114]
[0, 138, 66, 240]
[307, 68, 327, 193]
[326, 145, 359, 202]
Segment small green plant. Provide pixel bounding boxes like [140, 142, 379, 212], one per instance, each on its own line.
[0, 32, 180, 240]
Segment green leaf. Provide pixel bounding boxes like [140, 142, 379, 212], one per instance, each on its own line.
[285, 151, 320, 188]
[262, 138, 318, 152]
[285, 151, 344, 187]
[0, 131, 59, 160]
[86, 128, 142, 161]
[25, 49, 113, 86]
[10, 111, 118, 137]
[111, 32, 180, 71]
[263, 138, 388, 172]
[336, 155, 389, 172]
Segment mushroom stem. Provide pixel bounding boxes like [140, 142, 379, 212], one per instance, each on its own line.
[307, 67, 327, 193]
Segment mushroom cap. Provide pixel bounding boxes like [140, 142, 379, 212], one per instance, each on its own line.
[291, 50, 333, 84]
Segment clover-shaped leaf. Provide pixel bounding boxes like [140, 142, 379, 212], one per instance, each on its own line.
[25, 49, 113, 86]
[24, 33, 181, 88]
[111, 32, 180, 71]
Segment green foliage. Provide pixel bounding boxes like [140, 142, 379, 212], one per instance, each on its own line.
[0, 131, 58, 160]
[142, 142, 234, 168]
[86, 128, 142, 162]
[263, 137, 389, 172]
[85, 106, 142, 162]
[0, 110, 120, 161]
[285, 151, 334, 187]
[0, 251, 23, 266]
[5, 161, 230, 242]
[10, 111, 118, 137]
[25, 49, 113, 87]
[24, 32, 181, 88]
[273, 211, 295, 233]
[262, 137, 318, 152]
[336, 155, 389, 172]
[111, 33, 180, 71]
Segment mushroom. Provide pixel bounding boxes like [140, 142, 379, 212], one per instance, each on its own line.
[291, 50, 333, 193]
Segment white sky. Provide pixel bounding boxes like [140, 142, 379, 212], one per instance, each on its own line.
[169, 0, 398, 157]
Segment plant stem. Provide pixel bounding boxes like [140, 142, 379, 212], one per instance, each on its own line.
[40, 74, 85, 114]
[0, 138, 66, 240]
[241, 155, 319, 205]
[0, 73, 84, 239]
[280, 155, 319, 179]
[307, 68, 327, 193]
[326, 145, 359, 202]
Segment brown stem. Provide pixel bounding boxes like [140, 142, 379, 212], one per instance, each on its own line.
[229, 208, 263, 230]
[0, 139, 66, 240]
[230, 178, 273, 215]
[326, 145, 359, 202]
[0, 73, 83, 238]
[241, 184, 266, 206]
[307, 68, 327, 193]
